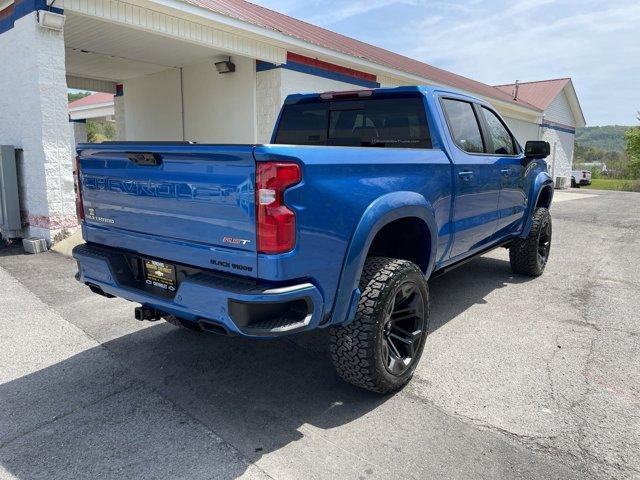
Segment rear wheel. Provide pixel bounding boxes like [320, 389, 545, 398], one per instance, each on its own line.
[509, 207, 552, 277]
[329, 257, 429, 394]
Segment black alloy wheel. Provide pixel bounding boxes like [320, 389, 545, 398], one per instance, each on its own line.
[381, 281, 426, 376]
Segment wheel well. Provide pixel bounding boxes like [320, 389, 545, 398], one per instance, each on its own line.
[536, 186, 553, 208]
[367, 217, 430, 273]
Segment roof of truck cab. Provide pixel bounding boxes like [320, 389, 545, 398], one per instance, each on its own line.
[283, 86, 483, 104]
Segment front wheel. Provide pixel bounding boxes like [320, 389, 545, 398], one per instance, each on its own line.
[509, 207, 552, 277]
[329, 257, 430, 394]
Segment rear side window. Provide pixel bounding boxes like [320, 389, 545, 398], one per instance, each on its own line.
[482, 107, 517, 155]
[441, 99, 484, 153]
[275, 97, 431, 148]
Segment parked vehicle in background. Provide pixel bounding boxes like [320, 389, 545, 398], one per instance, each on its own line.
[571, 169, 592, 187]
[72, 86, 553, 393]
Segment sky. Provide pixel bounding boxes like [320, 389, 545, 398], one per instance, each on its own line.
[256, 0, 640, 126]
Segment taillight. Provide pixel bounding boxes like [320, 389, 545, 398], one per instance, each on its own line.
[256, 162, 301, 254]
[73, 155, 84, 220]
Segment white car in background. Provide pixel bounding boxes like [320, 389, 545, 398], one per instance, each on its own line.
[571, 170, 592, 188]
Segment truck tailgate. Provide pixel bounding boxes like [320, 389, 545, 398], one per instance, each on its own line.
[78, 143, 257, 277]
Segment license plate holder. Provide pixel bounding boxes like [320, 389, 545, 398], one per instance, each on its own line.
[143, 259, 177, 293]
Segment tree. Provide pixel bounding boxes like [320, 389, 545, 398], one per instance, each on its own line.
[68, 91, 91, 102]
[624, 114, 640, 179]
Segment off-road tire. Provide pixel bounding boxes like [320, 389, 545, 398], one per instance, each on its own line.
[329, 257, 430, 394]
[509, 207, 552, 277]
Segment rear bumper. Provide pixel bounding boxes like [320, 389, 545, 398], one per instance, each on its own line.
[72, 243, 324, 338]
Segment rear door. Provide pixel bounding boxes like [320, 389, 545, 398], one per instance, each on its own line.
[478, 106, 526, 234]
[440, 97, 500, 259]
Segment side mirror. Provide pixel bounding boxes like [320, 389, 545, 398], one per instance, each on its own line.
[524, 140, 550, 159]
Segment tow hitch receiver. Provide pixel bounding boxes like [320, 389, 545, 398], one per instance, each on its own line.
[134, 306, 162, 321]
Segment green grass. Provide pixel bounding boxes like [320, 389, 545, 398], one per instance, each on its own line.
[583, 178, 640, 192]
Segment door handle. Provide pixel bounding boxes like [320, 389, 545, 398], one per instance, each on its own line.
[458, 171, 474, 181]
[500, 168, 511, 176]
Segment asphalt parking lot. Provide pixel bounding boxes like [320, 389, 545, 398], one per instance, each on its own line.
[1, 188, 638, 480]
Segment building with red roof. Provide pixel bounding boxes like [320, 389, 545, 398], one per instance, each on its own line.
[495, 78, 585, 185]
[68, 92, 115, 121]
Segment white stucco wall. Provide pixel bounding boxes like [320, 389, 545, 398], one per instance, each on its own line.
[256, 68, 281, 143]
[122, 68, 183, 140]
[0, 14, 77, 242]
[182, 56, 256, 143]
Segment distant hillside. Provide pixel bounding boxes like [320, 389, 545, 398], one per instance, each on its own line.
[575, 125, 631, 152]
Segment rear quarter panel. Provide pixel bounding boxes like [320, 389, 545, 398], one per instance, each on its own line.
[254, 144, 453, 324]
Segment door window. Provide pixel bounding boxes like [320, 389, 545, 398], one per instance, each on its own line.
[481, 107, 517, 155]
[441, 99, 484, 153]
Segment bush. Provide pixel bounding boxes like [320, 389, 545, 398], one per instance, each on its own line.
[86, 121, 117, 143]
[625, 127, 640, 179]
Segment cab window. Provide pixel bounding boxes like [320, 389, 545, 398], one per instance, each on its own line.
[275, 96, 432, 148]
[441, 99, 484, 153]
[481, 107, 517, 155]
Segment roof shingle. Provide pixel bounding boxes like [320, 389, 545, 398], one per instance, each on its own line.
[494, 78, 571, 111]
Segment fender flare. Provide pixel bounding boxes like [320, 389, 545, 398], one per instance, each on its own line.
[329, 191, 438, 326]
[520, 171, 554, 238]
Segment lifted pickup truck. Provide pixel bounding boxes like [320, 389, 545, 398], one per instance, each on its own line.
[73, 86, 553, 393]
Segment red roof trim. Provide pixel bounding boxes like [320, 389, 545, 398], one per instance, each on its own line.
[494, 77, 571, 88]
[287, 52, 377, 83]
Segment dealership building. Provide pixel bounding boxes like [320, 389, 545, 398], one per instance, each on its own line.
[0, 0, 585, 243]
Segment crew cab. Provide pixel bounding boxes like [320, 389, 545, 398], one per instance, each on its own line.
[73, 86, 553, 393]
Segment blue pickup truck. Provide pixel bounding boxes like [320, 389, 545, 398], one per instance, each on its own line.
[73, 86, 553, 393]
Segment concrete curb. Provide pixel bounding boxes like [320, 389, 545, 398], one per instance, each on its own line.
[50, 230, 84, 257]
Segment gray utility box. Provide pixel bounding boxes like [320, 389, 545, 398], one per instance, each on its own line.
[0, 145, 22, 239]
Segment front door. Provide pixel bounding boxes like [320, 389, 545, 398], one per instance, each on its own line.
[440, 97, 500, 259]
[478, 106, 527, 235]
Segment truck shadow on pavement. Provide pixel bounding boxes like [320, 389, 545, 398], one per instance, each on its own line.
[0, 252, 533, 479]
